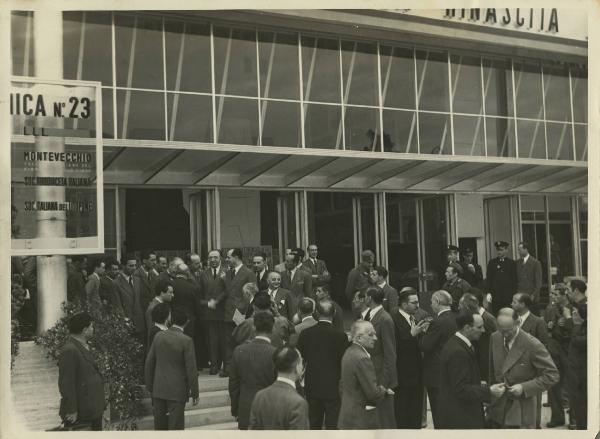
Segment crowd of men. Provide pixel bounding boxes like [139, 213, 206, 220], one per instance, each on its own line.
[59, 241, 588, 430]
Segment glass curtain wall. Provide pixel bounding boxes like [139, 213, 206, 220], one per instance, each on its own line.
[11, 11, 587, 161]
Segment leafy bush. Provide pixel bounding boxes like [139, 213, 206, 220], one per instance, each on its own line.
[10, 279, 27, 369]
[35, 302, 145, 430]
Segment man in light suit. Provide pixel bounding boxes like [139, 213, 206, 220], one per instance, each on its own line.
[145, 279, 174, 340]
[302, 244, 331, 292]
[222, 248, 256, 377]
[488, 309, 559, 429]
[516, 242, 543, 306]
[249, 346, 310, 430]
[144, 309, 199, 430]
[362, 287, 397, 428]
[369, 265, 399, 313]
[115, 255, 146, 347]
[85, 257, 105, 313]
[418, 290, 457, 428]
[338, 320, 388, 429]
[294, 298, 317, 336]
[281, 248, 313, 309]
[229, 311, 277, 430]
[265, 271, 295, 322]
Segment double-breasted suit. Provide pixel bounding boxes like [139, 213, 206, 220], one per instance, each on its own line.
[281, 266, 313, 310]
[486, 257, 518, 314]
[301, 258, 331, 290]
[200, 266, 228, 371]
[114, 273, 146, 338]
[488, 329, 559, 428]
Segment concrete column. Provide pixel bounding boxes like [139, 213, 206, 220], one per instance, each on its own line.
[34, 10, 67, 332]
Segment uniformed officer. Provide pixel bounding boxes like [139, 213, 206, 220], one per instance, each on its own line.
[442, 263, 471, 310]
[461, 248, 483, 287]
[485, 241, 517, 315]
[438, 245, 468, 288]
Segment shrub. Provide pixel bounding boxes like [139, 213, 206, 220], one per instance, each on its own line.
[35, 301, 145, 430]
[10, 278, 27, 369]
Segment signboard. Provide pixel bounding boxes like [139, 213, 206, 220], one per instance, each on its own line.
[10, 77, 104, 256]
[383, 8, 588, 42]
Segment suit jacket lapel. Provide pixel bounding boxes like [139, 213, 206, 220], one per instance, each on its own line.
[394, 311, 410, 334]
[502, 332, 526, 376]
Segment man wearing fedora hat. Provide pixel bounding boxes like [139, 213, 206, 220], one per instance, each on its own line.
[486, 241, 518, 316]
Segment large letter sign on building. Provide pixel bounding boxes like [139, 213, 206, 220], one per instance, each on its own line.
[10, 77, 104, 256]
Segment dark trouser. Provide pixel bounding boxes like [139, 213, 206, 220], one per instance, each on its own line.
[223, 321, 237, 372]
[422, 387, 428, 426]
[569, 392, 587, 430]
[376, 394, 396, 429]
[208, 320, 227, 370]
[426, 386, 440, 428]
[548, 348, 567, 424]
[153, 398, 185, 430]
[90, 417, 103, 431]
[307, 397, 341, 430]
[194, 319, 210, 368]
[394, 385, 423, 429]
[491, 297, 512, 317]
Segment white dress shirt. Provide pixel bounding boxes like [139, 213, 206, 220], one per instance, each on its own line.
[398, 308, 414, 327]
[276, 376, 297, 389]
[454, 331, 473, 349]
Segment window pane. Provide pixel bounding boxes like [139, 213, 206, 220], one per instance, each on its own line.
[115, 15, 164, 90]
[63, 12, 113, 86]
[261, 100, 301, 147]
[548, 196, 574, 281]
[165, 21, 211, 93]
[382, 110, 418, 153]
[579, 196, 587, 239]
[451, 55, 483, 114]
[216, 97, 258, 145]
[517, 120, 546, 159]
[104, 189, 116, 248]
[344, 106, 379, 151]
[304, 104, 342, 149]
[341, 41, 378, 106]
[258, 31, 299, 100]
[214, 27, 257, 97]
[482, 58, 513, 117]
[11, 11, 34, 76]
[380, 46, 415, 109]
[546, 122, 573, 161]
[514, 61, 543, 119]
[301, 36, 341, 103]
[453, 115, 485, 156]
[117, 90, 165, 140]
[574, 124, 587, 161]
[62, 88, 114, 139]
[419, 112, 451, 155]
[571, 66, 587, 123]
[486, 117, 516, 157]
[543, 65, 571, 122]
[167, 93, 212, 142]
[416, 50, 449, 112]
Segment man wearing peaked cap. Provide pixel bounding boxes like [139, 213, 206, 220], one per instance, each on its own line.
[485, 241, 517, 316]
[438, 245, 467, 289]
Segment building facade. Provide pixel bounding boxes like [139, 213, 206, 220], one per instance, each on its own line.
[11, 9, 588, 310]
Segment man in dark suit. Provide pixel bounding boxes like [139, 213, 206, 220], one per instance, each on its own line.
[488, 309, 559, 429]
[461, 248, 484, 288]
[158, 257, 182, 284]
[338, 320, 388, 429]
[459, 290, 496, 381]
[438, 312, 506, 429]
[115, 255, 146, 347]
[84, 257, 105, 313]
[281, 248, 313, 309]
[315, 285, 345, 333]
[302, 244, 331, 293]
[369, 266, 399, 313]
[418, 290, 456, 428]
[67, 255, 87, 305]
[512, 293, 549, 345]
[362, 287, 397, 428]
[442, 264, 471, 310]
[249, 346, 310, 430]
[58, 313, 105, 430]
[297, 300, 349, 429]
[145, 279, 174, 340]
[516, 242, 543, 306]
[391, 288, 427, 429]
[345, 250, 374, 302]
[252, 253, 270, 293]
[135, 250, 158, 313]
[144, 309, 199, 430]
[100, 258, 123, 313]
[200, 250, 228, 375]
[148, 302, 170, 348]
[229, 311, 277, 430]
[486, 241, 518, 315]
[265, 271, 295, 322]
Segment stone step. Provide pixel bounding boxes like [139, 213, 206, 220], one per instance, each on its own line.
[140, 390, 230, 413]
[136, 406, 235, 430]
[191, 421, 238, 430]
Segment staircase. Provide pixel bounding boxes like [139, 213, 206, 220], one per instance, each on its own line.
[10, 342, 237, 430]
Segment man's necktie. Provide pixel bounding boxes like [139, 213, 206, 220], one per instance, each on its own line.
[256, 272, 261, 285]
[128, 276, 134, 289]
[229, 268, 235, 279]
[410, 316, 416, 328]
[213, 268, 217, 280]
[364, 309, 372, 322]
[503, 338, 510, 355]
[288, 270, 293, 282]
